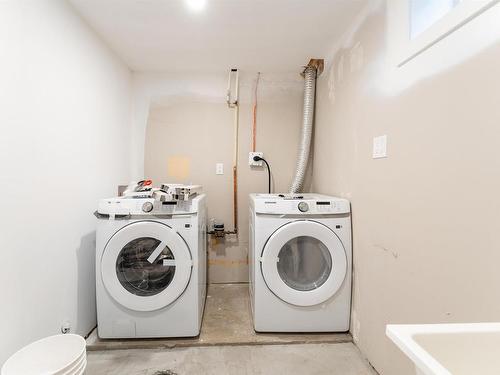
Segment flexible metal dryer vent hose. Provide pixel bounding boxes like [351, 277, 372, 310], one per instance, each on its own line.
[290, 66, 317, 194]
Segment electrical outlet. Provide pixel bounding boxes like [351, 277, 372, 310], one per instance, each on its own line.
[249, 152, 263, 166]
[61, 320, 71, 334]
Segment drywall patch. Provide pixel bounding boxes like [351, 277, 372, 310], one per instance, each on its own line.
[328, 63, 336, 103]
[167, 156, 190, 180]
[338, 54, 345, 84]
[350, 42, 364, 73]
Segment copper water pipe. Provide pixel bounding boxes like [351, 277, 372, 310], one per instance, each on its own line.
[252, 72, 260, 152]
[232, 166, 238, 234]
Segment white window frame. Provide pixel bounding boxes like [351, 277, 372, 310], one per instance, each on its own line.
[391, 0, 499, 67]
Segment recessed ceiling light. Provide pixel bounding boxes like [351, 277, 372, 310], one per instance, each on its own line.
[185, 0, 207, 12]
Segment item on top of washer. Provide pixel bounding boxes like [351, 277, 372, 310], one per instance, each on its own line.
[160, 184, 202, 201]
[283, 195, 304, 200]
[277, 194, 304, 200]
[123, 180, 153, 197]
[151, 189, 170, 202]
[120, 183, 202, 202]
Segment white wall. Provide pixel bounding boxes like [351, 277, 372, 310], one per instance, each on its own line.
[130, 72, 229, 180]
[312, 1, 500, 374]
[0, 0, 131, 365]
[138, 72, 304, 282]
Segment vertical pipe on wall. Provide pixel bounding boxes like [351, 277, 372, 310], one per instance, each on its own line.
[252, 72, 261, 152]
[232, 102, 239, 234]
[227, 69, 239, 234]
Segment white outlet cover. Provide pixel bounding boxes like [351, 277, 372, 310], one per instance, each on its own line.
[216, 163, 224, 175]
[373, 135, 387, 159]
[249, 152, 264, 166]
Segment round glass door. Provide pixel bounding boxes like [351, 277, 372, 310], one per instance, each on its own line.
[261, 220, 347, 307]
[101, 221, 192, 312]
[277, 236, 332, 291]
[116, 237, 176, 297]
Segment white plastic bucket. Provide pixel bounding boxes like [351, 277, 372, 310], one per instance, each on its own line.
[59, 355, 86, 375]
[62, 357, 86, 375]
[1, 334, 87, 375]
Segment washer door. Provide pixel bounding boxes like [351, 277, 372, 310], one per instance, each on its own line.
[260, 220, 347, 307]
[101, 221, 192, 312]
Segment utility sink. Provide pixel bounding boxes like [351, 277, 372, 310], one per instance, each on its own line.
[386, 323, 500, 375]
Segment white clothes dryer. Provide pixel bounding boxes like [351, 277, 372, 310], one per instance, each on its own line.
[95, 194, 207, 338]
[249, 193, 351, 332]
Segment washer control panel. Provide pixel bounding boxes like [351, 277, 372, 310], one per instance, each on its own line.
[97, 195, 204, 217]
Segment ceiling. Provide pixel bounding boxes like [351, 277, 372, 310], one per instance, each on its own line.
[69, 0, 368, 73]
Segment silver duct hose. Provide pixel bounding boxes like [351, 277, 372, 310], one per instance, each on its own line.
[290, 66, 317, 194]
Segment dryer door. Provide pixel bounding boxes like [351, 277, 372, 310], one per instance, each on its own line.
[260, 220, 347, 307]
[101, 221, 192, 312]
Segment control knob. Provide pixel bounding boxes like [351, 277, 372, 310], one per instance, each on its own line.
[142, 201, 154, 213]
[298, 201, 309, 212]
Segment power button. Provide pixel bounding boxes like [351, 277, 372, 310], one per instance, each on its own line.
[298, 201, 309, 212]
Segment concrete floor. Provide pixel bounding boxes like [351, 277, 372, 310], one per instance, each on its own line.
[87, 284, 351, 350]
[86, 343, 377, 375]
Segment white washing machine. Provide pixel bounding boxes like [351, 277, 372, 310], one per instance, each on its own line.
[95, 194, 207, 338]
[249, 193, 351, 332]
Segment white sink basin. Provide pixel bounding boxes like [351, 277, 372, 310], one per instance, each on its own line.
[386, 323, 500, 375]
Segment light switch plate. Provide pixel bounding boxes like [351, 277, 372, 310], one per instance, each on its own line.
[215, 163, 224, 175]
[249, 152, 264, 166]
[373, 135, 387, 159]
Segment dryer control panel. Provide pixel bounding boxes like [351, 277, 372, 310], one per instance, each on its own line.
[251, 193, 350, 215]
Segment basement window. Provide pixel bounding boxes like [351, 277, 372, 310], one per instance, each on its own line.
[392, 0, 498, 66]
[410, 0, 460, 38]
